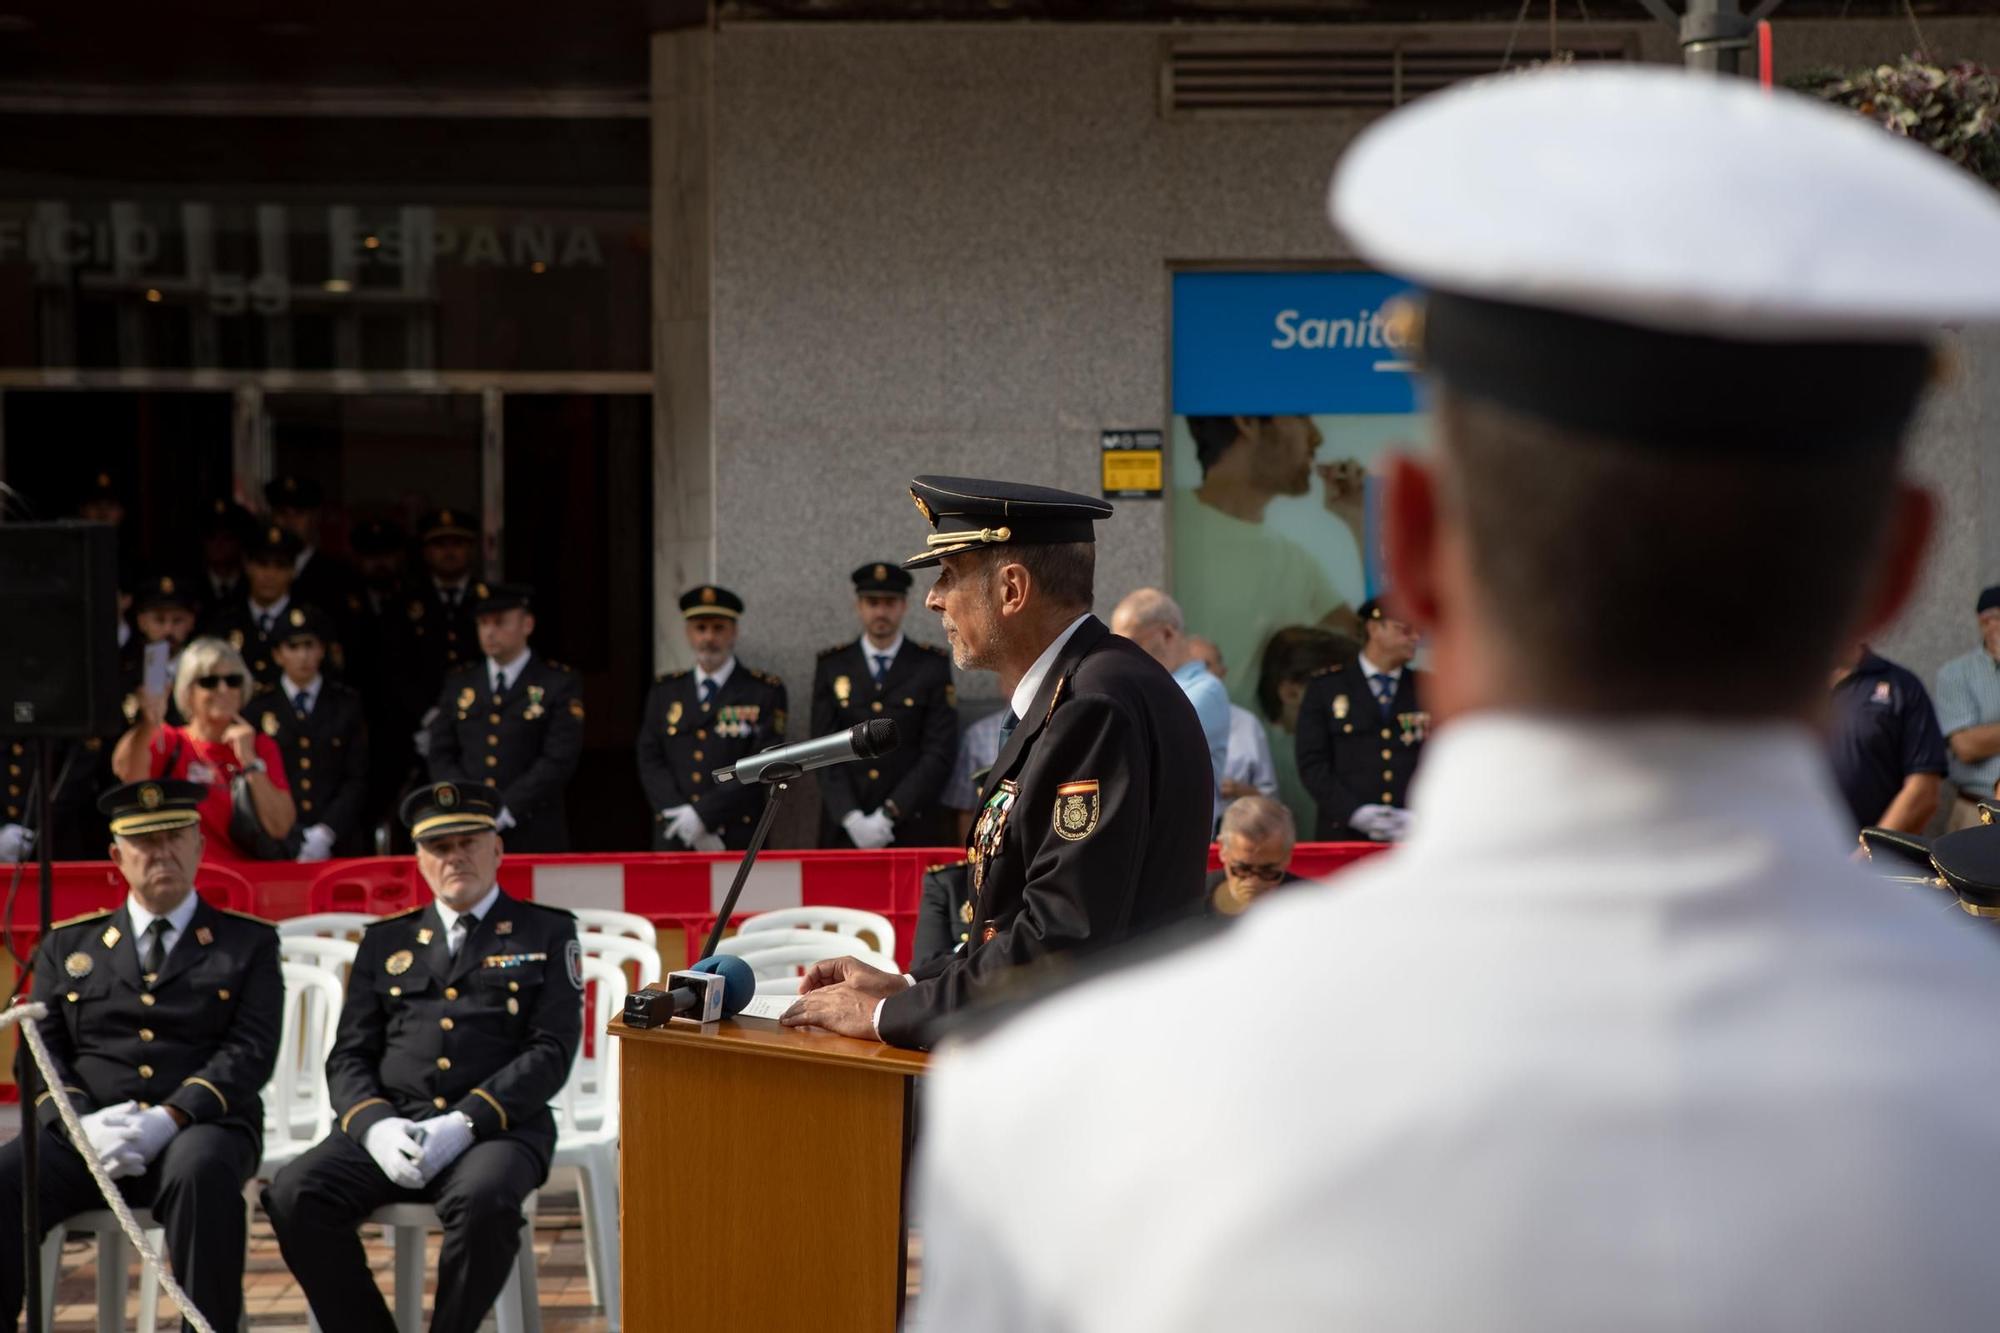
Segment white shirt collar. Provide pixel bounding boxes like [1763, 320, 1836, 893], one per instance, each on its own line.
[432, 884, 502, 937]
[1359, 651, 1403, 682]
[863, 631, 906, 663]
[126, 890, 202, 959]
[434, 576, 469, 599]
[698, 656, 738, 693]
[1010, 614, 1093, 722]
[249, 592, 291, 620]
[488, 650, 532, 692]
[283, 674, 324, 707]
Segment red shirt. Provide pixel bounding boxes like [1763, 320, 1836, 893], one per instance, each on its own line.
[146, 725, 291, 865]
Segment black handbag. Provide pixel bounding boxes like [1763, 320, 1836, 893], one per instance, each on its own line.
[228, 771, 302, 861]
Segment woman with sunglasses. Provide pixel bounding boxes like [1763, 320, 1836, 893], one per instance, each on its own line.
[113, 636, 296, 864]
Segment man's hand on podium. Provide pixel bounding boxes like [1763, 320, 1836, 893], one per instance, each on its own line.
[779, 954, 911, 1040]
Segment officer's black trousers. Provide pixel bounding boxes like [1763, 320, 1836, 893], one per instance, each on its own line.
[0, 1121, 257, 1333]
[262, 1130, 544, 1333]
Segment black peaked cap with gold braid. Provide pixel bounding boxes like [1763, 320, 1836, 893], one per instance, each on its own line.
[903, 475, 1112, 569]
[98, 779, 206, 837]
[399, 781, 500, 842]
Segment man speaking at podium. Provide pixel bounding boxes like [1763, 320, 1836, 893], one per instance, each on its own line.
[782, 477, 1212, 1049]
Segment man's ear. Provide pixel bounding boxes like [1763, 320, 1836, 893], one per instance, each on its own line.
[996, 561, 1032, 617]
[1381, 453, 1442, 631]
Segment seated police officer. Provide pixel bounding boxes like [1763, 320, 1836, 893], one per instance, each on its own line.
[0, 779, 282, 1333]
[245, 606, 371, 861]
[263, 783, 582, 1333]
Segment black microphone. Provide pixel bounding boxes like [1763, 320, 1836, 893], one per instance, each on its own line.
[714, 719, 899, 786]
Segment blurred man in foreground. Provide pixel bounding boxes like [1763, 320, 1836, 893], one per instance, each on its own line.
[915, 68, 2000, 1331]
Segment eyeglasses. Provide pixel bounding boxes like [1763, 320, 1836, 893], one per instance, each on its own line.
[193, 673, 245, 690]
[1225, 861, 1288, 883]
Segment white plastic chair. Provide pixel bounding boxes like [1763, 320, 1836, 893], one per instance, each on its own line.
[736, 942, 900, 996]
[735, 905, 896, 958]
[39, 1206, 167, 1333]
[277, 911, 380, 940]
[262, 960, 347, 1173]
[571, 908, 657, 944]
[278, 934, 361, 989]
[578, 931, 663, 995]
[306, 1193, 543, 1333]
[714, 928, 876, 960]
[552, 956, 628, 1331]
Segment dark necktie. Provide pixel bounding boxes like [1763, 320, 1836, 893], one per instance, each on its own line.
[871, 654, 891, 683]
[258, 610, 275, 635]
[140, 918, 169, 983]
[998, 709, 1020, 752]
[700, 678, 718, 706]
[449, 913, 480, 958]
[493, 670, 507, 697]
[296, 689, 313, 716]
[444, 588, 460, 611]
[1369, 673, 1395, 709]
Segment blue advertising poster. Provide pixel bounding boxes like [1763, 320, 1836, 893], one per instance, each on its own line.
[1169, 270, 1428, 834]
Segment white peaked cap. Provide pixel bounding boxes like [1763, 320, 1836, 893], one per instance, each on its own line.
[1330, 65, 2000, 341]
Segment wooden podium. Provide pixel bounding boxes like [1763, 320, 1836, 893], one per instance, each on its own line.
[613, 1013, 929, 1329]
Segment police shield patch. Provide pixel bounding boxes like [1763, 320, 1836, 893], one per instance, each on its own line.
[1053, 780, 1100, 842]
[566, 939, 584, 990]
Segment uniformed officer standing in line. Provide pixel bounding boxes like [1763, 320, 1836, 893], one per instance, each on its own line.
[425, 584, 583, 853]
[912, 68, 2000, 1332]
[263, 783, 582, 1333]
[188, 498, 255, 619]
[200, 523, 304, 689]
[245, 606, 371, 860]
[1293, 596, 1427, 841]
[397, 508, 483, 747]
[812, 562, 960, 849]
[782, 478, 1212, 1049]
[637, 586, 789, 851]
[266, 474, 366, 627]
[0, 779, 282, 1332]
[346, 516, 419, 836]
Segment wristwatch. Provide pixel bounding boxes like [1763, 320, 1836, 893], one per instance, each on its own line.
[241, 758, 267, 776]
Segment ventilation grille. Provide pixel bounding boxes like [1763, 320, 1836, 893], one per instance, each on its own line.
[1164, 33, 1641, 116]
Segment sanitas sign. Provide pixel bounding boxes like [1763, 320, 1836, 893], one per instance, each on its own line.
[1172, 271, 1419, 415]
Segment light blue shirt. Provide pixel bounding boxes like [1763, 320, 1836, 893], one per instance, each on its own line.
[943, 709, 1009, 813]
[1934, 647, 2000, 795]
[1173, 658, 1233, 800]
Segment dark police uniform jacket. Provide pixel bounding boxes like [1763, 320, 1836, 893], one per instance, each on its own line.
[812, 639, 959, 847]
[200, 598, 305, 690]
[329, 892, 581, 1169]
[876, 616, 1212, 1050]
[245, 681, 371, 855]
[29, 898, 283, 1145]
[1294, 659, 1430, 841]
[912, 860, 975, 971]
[636, 664, 788, 851]
[3, 736, 114, 862]
[389, 581, 481, 725]
[426, 656, 584, 854]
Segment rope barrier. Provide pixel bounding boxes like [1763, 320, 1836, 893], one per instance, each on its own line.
[1, 1001, 216, 1333]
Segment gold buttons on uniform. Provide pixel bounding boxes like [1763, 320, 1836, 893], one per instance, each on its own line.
[140, 993, 156, 1007]
[871, 701, 883, 713]
[485, 778, 497, 787]
[867, 769, 879, 780]
[507, 998, 519, 1014]
[485, 756, 498, 767]
[487, 735, 499, 747]
[1381, 792, 1394, 802]
[692, 750, 703, 761]
[1381, 750, 1393, 760]
[298, 757, 311, 770]
[302, 800, 315, 812]
[1380, 728, 1392, 740]
[433, 1097, 448, 1110]
[140, 1029, 154, 1042]
[1382, 770, 1394, 781]
[436, 1057, 451, 1070]
[440, 1018, 454, 1030]
[691, 773, 702, 784]
[389, 986, 402, 997]
[490, 714, 501, 724]
[695, 729, 707, 740]
[300, 779, 313, 791]
[444, 987, 458, 1000]
[507, 981, 519, 992]
[138, 1065, 153, 1079]
[65, 992, 77, 1003]
[218, 989, 230, 1000]
[298, 737, 310, 750]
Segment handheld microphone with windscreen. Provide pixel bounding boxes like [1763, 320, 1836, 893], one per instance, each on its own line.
[623, 954, 757, 1028]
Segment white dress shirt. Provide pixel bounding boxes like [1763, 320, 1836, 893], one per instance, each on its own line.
[487, 651, 532, 695]
[282, 674, 324, 712]
[247, 593, 291, 631]
[1008, 615, 1092, 723]
[125, 890, 202, 966]
[916, 714, 2000, 1332]
[862, 632, 906, 678]
[696, 656, 737, 697]
[433, 884, 501, 955]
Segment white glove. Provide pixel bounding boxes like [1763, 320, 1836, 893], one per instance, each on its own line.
[495, 806, 518, 832]
[413, 1112, 475, 1184]
[691, 830, 725, 852]
[78, 1101, 143, 1177]
[0, 824, 33, 862]
[363, 1116, 426, 1189]
[843, 808, 896, 850]
[662, 805, 704, 846]
[1374, 808, 1415, 842]
[412, 707, 438, 759]
[296, 823, 337, 863]
[1348, 804, 1394, 840]
[127, 1106, 179, 1166]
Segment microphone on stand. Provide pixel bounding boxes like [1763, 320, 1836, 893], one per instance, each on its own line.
[715, 719, 899, 786]
[624, 954, 758, 1028]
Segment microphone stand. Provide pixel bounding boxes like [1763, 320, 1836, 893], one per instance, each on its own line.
[20, 739, 52, 1333]
[698, 773, 795, 961]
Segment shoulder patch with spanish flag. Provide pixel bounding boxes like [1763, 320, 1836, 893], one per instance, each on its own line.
[1053, 780, 1100, 842]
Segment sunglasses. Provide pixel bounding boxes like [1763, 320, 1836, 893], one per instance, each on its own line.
[194, 673, 245, 691]
[1225, 861, 1288, 883]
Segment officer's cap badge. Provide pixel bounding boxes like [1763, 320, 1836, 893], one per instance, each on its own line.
[911, 490, 933, 524]
[63, 952, 92, 978]
[436, 784, 458, 808]
[385, 949, 414, 976]
[159, 576, 174, 594]
[289, 608, 305, 626]
[139, 784, 162, 810]
[475, 583, 489, 599]
[874, 564, 888, 581]
[700, 586, 716, 605]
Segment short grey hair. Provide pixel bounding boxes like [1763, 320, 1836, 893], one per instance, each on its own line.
[1219, 794, 1295, 849]
[173, 636, 250, 718]
[974, 541, 1096, 613]
[1111, 587, 1184, 635]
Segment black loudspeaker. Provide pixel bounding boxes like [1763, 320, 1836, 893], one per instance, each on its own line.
[0, 522, 120, 736]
